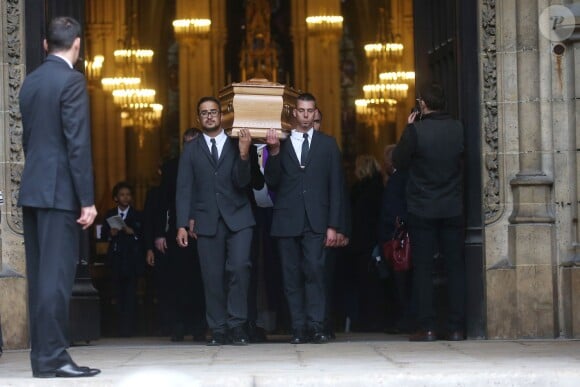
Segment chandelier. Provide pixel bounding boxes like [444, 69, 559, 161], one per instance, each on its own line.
[355, 6, 414, 138]
[172, 18, 211, 39]
[112, 89, 156, 108]
[305, 15, 343, 35]
[99, 0, 162, 146]
[101, 77, 141, 92]
[113, 48, 154, 64]
[172, 13, 212, 49]
[355, 98, 397, 139]
[84, 55, 104, 82]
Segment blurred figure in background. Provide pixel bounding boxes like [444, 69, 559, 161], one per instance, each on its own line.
[379, 144, 412, 333]
[347, 155, 385, 331]
[157, 128, 206, 342]
[101, 182, 144, 337]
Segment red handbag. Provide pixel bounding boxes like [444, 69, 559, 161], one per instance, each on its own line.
[382, 217, 411, 271]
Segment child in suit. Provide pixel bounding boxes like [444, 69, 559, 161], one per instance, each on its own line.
[101, 181, 144, 337]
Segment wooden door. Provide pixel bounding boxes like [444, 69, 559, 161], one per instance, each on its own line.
[414, 0, 484, 338]
[25, 0, 86, 73]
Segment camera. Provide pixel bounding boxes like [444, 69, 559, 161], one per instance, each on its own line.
[410, 106, 421, 122]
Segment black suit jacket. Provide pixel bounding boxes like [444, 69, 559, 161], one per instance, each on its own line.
[101, 207, 144, 276]
[18, 55, 94, 210]
[264, 130, 344, 236]
[143, 185, 162, 251]
[159, 157, 180, 236]
[175, 133, 255, 235]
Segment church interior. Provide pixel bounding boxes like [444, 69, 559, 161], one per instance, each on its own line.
[83, 0, 415, 215]
[81, 0, 418, 337]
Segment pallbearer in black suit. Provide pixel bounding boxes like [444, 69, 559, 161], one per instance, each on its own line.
[265, 93, 345, 344]
[18, 17, 100, 378]
[176, 97, 255, 346]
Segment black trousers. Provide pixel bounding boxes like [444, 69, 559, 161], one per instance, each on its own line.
[277, 228, 326, 333]
[166, 235, 205, 336]
[197, 220, 253, 332]
[407, 212, 465, 332]
[111, 270, 137, 336]
[23, 207, 78, 374]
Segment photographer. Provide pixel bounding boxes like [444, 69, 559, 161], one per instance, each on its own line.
[393, 83, 465, 342]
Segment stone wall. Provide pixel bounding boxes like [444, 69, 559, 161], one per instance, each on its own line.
[0, 0, 29, 350]
[483, 0, 580, 339]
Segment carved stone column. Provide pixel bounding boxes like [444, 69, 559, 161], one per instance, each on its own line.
[484, 0, 562, 339]
[86, 0, 128, 214]
[292, 0, 342, 144]
[175, 0, 226, 139]
[556, 5, 580, 338]
[0, 0, 29, 350]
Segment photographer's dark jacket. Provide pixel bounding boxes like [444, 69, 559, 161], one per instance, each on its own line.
[392, 112, 463, 218]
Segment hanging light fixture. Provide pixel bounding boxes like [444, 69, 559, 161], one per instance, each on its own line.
[172, 18, 211, 39]
[305, 15, 343, 34]
[112, 88, 156, 108]
[101, 77, 141, 92]
[355, 5, 414, 138]
[84, 55, 104, 81]
[100, 0, 162, 140]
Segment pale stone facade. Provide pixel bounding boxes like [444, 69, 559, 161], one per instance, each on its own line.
[1, 0, 579, 349]
[482, 0, 580, 338]
[0, 0, 29, 349]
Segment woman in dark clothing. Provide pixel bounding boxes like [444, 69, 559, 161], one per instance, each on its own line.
[347, 155, 386, 331]
[379, 144, 412, 333]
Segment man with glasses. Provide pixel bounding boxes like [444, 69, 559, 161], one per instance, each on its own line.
[265, 93, 345, 344]
[176, 97, 255, 346]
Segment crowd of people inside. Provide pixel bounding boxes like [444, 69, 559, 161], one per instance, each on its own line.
[14, 15, 466, 379]
[96, 83, 465, 347]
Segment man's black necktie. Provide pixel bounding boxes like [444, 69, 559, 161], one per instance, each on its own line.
[301, 133, 309, 167]
[211, 138, 218, 163]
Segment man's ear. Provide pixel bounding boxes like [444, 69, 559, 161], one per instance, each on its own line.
[73, 37, 81, 52]
[43, 39, 48, 52]
[292, 108, 297, 118]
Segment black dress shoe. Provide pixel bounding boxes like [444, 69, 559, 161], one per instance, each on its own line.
[447, 330, 465, 341]
[230, 326, 249, 346]
[34, 363, 101, 378]
[289, 329, 309, 344]
[409, 329, 437, 342]
[207, 332, 227, 346]
[311, 331, 329, 344]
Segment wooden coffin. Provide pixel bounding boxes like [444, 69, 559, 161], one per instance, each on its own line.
[218, 78, 299, 141]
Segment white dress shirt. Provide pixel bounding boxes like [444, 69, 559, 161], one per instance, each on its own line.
[52, 53, 74, 69]
[203, 129, 227, 159]
[118, 206, 129, 220]
[290, 128, 313, 166]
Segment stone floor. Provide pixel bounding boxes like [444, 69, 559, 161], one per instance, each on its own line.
[1, 334, 579, 386]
